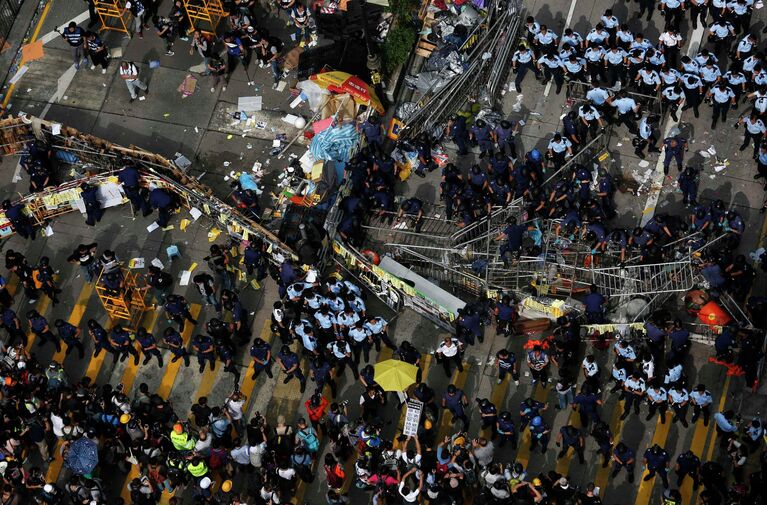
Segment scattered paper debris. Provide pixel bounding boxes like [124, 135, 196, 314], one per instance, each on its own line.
[208, 227, 221, 242]
[190, 207, 202, 220]
[180, 218, 190, 231]
[129, 258, 145, 268]
[638, 160, 650, 168]
[151, 258, 164, 269]
[227, 134, 233, 139]
[179, 270, 191, 286]
[138, 96, 146, 101]
[44, 225, 53, 236]
[223, 161, 231, 167]
[51, 123, 61, 135]
[162, 225, 174, 231]
[189, 262, 198, 272]
[146, 221, 160, 232]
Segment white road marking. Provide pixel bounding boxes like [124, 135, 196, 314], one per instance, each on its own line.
[640, 24, 705, 226]
[39, 64, 77, 119]
[544, 0, 578, 97]
[39, 10, 89, 45]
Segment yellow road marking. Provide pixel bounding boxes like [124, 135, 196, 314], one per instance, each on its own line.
[680, 417, 710, 504]
[516, 382, 552, 468]
[634, 415, 672, 505]
[594, 397, 625, 493]
[25, 296, 52, 352]
[51, 283, 93, 363]
[435, 364, 471, 442]
[480, 362, 510, 441]
[157, 304, 201, 399]
[124, 305, 201, 503]
[238, 320, 274, 415]
[1, 0, 53, 108]
[705, 375, 731, 462]
[118, 307, 161, 394]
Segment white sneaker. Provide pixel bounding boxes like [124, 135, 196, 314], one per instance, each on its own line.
[222, 86, 227, 91]
[90, 65, 96, 70]
[497, 378, 502, 384]
[211, 87, 215, 93]
[101, 68, 106, 74]
[514, 380, 520, 386]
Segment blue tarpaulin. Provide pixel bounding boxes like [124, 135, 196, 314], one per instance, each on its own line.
[309, 124, 359, 167]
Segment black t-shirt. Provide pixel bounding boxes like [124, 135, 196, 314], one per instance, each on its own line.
[191, 403, 211, 426]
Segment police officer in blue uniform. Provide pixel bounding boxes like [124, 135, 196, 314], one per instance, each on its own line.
[54, 319, 85, 358]
[277, 344, 306, 392]
[2, 200, 34, 240]
[216, 339, 239, 383]
[192, 333, 216, 372]
[470, 119, 494, 159]
[88, 319, 113, 358]
[643, 443, 671, 488]
[492, 120, 519, 159]
[149, 187, 177, 227]
[163, 327, 190, 366]
[447, 115, 469, 155]
[250, 337, 273, 379]
[80, 182, 104, 227]
[164, 294, 197, 332]
[136, 327, 163, 366]
[678, 165, 699, 207]
[662, 135, 688, 174]
[360, 115, 383, 150]
[118, 162, 151, 217]
[110, 324, 140, 365]
[28, 310, 60, 352]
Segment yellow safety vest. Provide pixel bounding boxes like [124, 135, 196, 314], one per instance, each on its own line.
[170, 430, 194, 451]
[187, 461, 208, 477]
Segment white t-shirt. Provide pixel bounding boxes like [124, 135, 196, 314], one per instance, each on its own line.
[226, 398, 245, 421]
[437, 340, 459, 357]
[50, 413, 64, 437]
[399, 482, 420, 503]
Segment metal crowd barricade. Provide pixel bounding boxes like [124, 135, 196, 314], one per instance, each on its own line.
[0, 116, 296, 263]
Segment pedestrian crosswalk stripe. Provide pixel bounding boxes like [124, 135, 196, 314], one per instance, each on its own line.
[157, 304, 202, 399]
[51, 283, 93, 363]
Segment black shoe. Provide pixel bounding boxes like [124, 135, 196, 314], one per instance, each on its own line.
[557, 450, 566, 459]
[130, 97, 135, 103]
[694, 110, 699, 118]
[643, 474, 653, 482]
[515, 84, 522, 93]
[628, 474, 635, 483]
[611, 469, 620, 478]
[300, 381, 306, 393]
[620, 411, 629, 420]
[739, 144, 748, 151]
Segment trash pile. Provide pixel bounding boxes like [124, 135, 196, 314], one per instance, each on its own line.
[403, 4, 485, 93]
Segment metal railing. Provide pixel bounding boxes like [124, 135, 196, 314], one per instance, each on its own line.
[400, 0, 524, 139]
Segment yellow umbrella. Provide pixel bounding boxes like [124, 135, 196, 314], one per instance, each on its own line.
[373, 359, 419, 391]
[309, 71, 385, 114]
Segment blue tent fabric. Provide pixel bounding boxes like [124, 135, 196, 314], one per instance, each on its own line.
[64, 437, 99, 475]
[309, 124, 360, 165]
